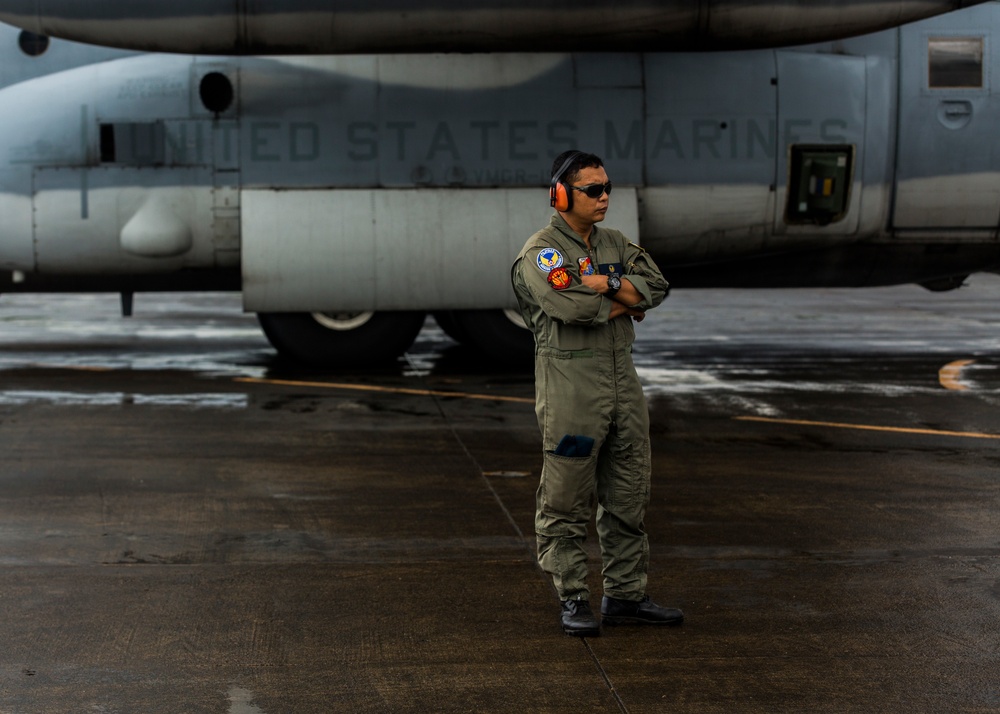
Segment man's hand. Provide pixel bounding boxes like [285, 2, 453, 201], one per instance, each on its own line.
[609, 302, 646, 322]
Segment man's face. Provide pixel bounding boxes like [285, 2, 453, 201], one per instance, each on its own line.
[565, 166, 610, 225]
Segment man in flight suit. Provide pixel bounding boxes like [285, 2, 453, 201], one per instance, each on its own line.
[511, 150, 683, 637]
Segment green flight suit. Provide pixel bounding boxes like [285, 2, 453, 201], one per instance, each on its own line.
[511, 213, 669, 602]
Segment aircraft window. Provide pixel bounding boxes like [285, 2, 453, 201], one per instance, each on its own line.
[18, 31, 49, 57]
[928, 37, 984, 89]
[199, 72, 234, 115]
[785, 145, 854, 226]
[99, 125, 116, 163]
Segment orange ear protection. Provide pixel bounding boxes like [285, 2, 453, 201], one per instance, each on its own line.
[550, 151, 583, 212]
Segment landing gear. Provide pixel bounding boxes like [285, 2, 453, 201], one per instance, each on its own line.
[257, 310, 426, 368]
[432, 308, 534, 362]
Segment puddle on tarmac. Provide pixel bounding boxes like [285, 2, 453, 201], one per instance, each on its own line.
[0, 390, 249, 408]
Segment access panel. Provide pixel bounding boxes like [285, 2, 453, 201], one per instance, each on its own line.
[774, 50, 867, 236]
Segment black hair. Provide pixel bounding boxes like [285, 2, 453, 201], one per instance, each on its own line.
[551, 150, 604, 185]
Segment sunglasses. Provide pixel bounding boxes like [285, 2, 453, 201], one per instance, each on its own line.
[570, 182, 613, 199]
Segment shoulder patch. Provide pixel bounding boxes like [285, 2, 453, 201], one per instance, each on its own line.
[548, 267, 572, 290]
[536, 247, 564, 273]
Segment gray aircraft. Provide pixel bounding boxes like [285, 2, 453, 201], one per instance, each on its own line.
[1, 4, 1000, 366]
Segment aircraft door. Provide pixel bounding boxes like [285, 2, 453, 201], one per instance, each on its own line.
[894, 6, 999, 229]
[774, 51, 867, 236]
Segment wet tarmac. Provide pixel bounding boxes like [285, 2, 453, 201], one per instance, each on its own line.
[0, 279, 999, 713]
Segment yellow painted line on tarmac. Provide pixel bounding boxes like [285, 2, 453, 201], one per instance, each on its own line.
[234, 377, 536, 404]
[939, 359, 976, 391]
[735, 415, 1000, 441]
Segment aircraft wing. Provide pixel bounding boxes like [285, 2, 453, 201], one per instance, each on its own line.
[0, 0, 990, 55]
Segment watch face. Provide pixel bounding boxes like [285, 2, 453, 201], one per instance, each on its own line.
[608, 275, 622, 289]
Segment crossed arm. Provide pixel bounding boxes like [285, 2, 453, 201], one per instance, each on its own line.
[580, 274, 646, 322]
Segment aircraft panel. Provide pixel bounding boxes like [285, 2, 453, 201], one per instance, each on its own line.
[241, 188, 639, 312]
[774, 51, 867, 237]
[33, 166, 214, 273]
[639, 184, 774, 262]
[0, 190, 32, 270]
[572, 53, 642, 89]
[241, 189, 376, 312]
[894, 3, 1000, 228]
[644, 53, 778, 187]
[856, 55, 896, 238]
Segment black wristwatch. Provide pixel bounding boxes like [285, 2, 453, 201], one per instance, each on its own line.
[606, 274, 622, 297]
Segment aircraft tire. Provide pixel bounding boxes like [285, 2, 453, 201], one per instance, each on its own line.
[438, 309, 534, 363]
[256, 310, 426, 368]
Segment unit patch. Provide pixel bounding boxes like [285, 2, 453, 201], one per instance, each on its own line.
[548, 267, 572, 290]
[536, 247, 564, 273]
[578, 257, 595, 276]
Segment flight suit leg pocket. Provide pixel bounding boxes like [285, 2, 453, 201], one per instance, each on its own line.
[602, 438, 651, 518]
[540, 450, 599, 518]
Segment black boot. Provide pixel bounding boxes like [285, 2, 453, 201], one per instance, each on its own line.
[561, 599, 600, 637]
[601, 595, 684, 626]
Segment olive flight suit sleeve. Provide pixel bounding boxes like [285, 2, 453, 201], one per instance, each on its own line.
[620, 238, 669, 311]
[515, 244, 613, 327]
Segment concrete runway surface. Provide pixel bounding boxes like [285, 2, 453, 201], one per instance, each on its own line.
[0, 276, 998, 713]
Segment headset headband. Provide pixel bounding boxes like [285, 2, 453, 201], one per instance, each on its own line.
[552, 151, 583, 186]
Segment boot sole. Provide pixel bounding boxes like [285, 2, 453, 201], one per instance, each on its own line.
[602, 615, 683, 626]
[563, 626, 600, 637]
